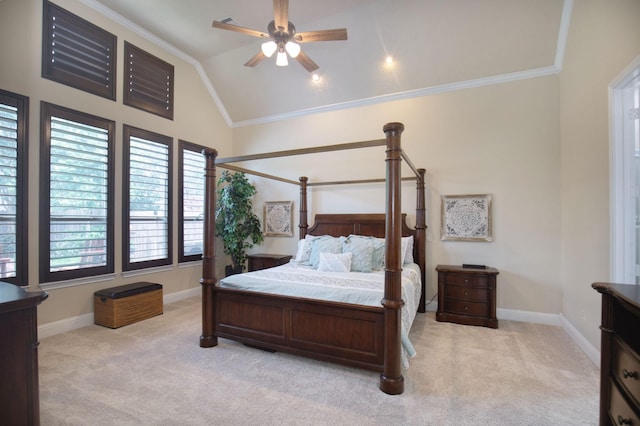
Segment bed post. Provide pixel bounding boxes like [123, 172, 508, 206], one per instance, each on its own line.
[200, 148, 218, 348]
[416, 168, 427, 313]
[380, 122, 405, 395]
[299, 176, 308, 239]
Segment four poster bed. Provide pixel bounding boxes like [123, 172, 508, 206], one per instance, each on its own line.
[200, 122, 426, 394]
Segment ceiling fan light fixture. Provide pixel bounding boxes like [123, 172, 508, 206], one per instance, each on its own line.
[261, 41, 277, 58]
[276, 50, 288, 66]
[285, 41, 300, 58]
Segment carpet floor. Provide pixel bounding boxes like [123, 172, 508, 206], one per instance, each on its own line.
[39, 296, 600, 425]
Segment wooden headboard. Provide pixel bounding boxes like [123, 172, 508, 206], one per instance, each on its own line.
[306, 213, 420, 263]
[307, 213, 413, 238]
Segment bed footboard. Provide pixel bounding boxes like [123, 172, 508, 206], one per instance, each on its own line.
[213, 287, 385, 371]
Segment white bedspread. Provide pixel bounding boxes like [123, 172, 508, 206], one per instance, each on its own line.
[218, 261, 422, 369]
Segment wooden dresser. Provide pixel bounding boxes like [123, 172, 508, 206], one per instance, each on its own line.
[0, 282, 48, 425]
[436, 264, 499, 328]
[593, 282, 640, 425]
[248, 254, 292, 272]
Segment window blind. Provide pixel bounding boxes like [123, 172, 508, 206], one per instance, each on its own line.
[128, 136, 170, 263]
[182, 148, 204, 258]
[0, 103, 18, 279]
[49, 116, 109, 273]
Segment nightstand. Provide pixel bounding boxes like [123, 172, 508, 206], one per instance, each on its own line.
[248, 254, 292, 272]
[436, 264, 499, 328]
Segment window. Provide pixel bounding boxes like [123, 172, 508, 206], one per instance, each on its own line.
[40, 102, 114, 283]
[123, 42, 174, 120]
[611, 57, 640, 283]
[0, 90, 28, 286]
[42, 1, 117, 100]
[123, 125, 172, 271]
[178, 141, 205, 262]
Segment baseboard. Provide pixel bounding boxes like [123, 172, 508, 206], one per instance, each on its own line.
[38, 286, 201, 339]
[424, 302, 600, 366]
[559, 314, 600, 366]
[497, 307, 562, 326]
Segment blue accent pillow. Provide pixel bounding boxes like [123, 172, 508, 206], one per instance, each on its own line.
[343, 235, 374, 272]
[309, 236, 344, 268]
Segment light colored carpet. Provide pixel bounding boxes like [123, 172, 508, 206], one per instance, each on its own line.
[39, 296, 600, 425]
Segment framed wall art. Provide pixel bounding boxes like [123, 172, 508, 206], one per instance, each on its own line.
[263, 201, 294, 237]
[441, 194, 492, 242]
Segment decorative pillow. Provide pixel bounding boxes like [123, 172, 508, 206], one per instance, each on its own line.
[371, 237, 386, 270]
[343, 235, 374, 272]
[308, 235, 344, 268]
[370, 235, 415, 267]
[295, 235, 321, 264]
[402, 236, 414, 264]
[294, 239, 307, 262]
[317, 252, 352, 273]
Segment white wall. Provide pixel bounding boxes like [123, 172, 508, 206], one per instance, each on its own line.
[0, 0, 231, 325]
[559, 0, 640, 349]
[234, 76, 563, 314]
[234, 0, 640, 353]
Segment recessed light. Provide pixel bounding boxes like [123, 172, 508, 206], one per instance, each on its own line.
[385, 56, 394, 64]
[311, 73, 320, 82]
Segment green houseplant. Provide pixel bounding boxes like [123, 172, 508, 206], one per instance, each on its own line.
[215, 170, 264, 275]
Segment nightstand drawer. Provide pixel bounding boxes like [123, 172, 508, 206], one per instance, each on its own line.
[443, 285, 488, 302]
[444, 273, 488, 288]
[443, 298, 489, 317]
[609, 379, 640, 426]
[613, 337, 640, 406]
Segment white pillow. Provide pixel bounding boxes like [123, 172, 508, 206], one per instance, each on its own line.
[402, 236, 414, 264]
[317, 252, 352, 273]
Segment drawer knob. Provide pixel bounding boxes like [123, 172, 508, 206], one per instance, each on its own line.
[617, 415, 632, 425]
[623, 369, 638, 379]
[464, 305, 469, 311]
[464, 279, 469, 283]
[464, 291, 469, 296]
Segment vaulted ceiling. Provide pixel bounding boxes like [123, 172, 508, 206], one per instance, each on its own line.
[88, 0, 569, 126]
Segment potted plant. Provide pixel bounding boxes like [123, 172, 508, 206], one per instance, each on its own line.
[215, 170, 264, 276]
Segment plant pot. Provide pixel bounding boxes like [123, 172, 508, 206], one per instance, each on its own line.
[225, 265, 243, 277]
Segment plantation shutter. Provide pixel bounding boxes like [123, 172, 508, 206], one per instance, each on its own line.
[124, 42, 174, 120]
[0, 102, 19, 281]
[42, 1, 116, 100]
[181, 147, 204, 260]
[48, 116, 110, 275]
[126, 134, 171, 268]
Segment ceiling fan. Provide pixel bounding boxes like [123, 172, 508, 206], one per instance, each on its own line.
[211, 0, 348, 72]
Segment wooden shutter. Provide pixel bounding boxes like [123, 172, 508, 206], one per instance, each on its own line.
[42, 1, 117, 100]
[124, 42, 174, 120]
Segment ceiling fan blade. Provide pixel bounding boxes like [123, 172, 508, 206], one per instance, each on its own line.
[212, 21, 269, 38]
[295, 50, 319, 72]
[273, 0, 289, 32]
[294, 28, 348, 43]
[244, 51, 267, 67]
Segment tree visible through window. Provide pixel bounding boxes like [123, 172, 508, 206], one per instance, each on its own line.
[123, 125, 172, 271]
[40, 102, 114, 283]
[179, 141, 204, 262]
[0, 90, 28, 285]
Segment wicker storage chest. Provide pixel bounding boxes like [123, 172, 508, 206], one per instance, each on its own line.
[94, 282, 163, 328]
